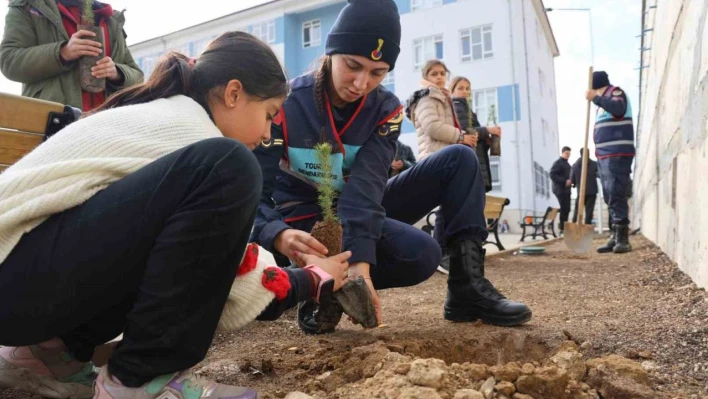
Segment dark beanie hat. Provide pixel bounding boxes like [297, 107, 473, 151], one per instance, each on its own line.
[325, 0, 402, 71]
[592, 71, 610, 89]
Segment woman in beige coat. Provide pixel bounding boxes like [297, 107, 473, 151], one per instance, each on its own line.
[405, 60, 477, 160]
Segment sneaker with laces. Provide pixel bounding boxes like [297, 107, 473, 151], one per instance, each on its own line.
[93, 366, 259, 399]
[0, 340, 96, 399]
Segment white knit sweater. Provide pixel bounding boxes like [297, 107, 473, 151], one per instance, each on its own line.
[0, 95, 222, 263]
[0, 95, 278, 331]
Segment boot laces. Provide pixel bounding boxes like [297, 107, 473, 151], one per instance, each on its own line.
[475, 276, 507, 301]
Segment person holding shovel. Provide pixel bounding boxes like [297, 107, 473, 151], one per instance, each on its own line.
[0, 32, 352, 399]
[585, 71, 634, 254]
[0, 0, 143, 112]
[252, 0, 531, 336]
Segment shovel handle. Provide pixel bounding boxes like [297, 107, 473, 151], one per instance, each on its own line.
[577, 66, 593, 226]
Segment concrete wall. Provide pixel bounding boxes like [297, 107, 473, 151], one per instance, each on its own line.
[635, 0, 708, 288]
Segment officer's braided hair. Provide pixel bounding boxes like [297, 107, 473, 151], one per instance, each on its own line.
[313, 56, 333, 116]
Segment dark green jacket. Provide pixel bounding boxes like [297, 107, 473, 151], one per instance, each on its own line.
[0, 0, 143, 108]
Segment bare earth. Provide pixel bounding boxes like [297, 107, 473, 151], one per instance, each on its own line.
[5, 235, 708, 399]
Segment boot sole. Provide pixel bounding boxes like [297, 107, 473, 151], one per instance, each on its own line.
[613, 247, 632, 254]
[0, 358, 93, 399]
[596, 248, 614, 253]
[443, 306, 533, 326]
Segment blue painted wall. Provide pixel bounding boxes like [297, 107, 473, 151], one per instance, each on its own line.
[283, 3, 346, 77]
[442, 0, 457, 4]
[275, 16, 284, 45]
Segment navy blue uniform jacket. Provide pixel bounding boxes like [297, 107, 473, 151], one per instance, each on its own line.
[251, 74, 404, 266]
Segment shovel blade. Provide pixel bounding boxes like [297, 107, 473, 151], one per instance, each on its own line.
[564, 224, 595, 253]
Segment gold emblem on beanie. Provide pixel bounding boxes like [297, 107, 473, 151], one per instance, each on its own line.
[371, 38, 384, 61]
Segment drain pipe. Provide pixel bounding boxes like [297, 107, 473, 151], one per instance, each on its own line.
[507, 0, 524, 216]
[521, 0, 538, 214]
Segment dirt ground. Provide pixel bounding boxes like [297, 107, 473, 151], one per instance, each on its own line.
[5, 235, 708, 399]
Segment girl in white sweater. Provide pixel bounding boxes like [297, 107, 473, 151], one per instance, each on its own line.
[0, 32, 350, 399]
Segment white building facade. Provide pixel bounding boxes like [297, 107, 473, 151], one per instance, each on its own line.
[129, 0, 560, 229]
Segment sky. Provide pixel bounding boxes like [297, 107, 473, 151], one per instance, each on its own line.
[0, 0, 642, 159]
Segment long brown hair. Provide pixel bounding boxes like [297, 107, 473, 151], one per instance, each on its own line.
[91, 31, 288, 117]
[313, 55, 333, 116]
[448, 76, 471, 96]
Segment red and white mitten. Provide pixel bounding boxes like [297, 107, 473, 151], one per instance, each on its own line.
[217, 243, 291, 332]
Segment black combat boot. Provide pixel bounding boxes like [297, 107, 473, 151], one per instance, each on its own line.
[297, 297, 343, 335]
[437, 247, 450, 274]
[613, 224, 632, 253]
[597, 226, 616, 253]
[443, 238, 532, 326]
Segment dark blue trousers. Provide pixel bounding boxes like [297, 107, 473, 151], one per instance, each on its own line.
[289, 145, 488, 290]
[597, 156, 633, 225]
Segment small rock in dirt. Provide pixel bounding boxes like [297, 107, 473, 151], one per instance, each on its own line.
[521, 363, 535, 375]
[480, 376, 496, 399]
[287, 347, 299, 352]
[274, 389, 287, 398]
[284, 393, 313, 399]
[386, 344, 405, 354]
[398, 386, 443, 399]
[464, 363, 490, 381]
[261, 359, 274, 374]
[515, 366, 569, 399]
[512, 394, 534, 399]
[586, 355, 650, 385]
[491, 362, 522, 382]
[495, 381, 516, 396]
[640, 360, 659, 372]
[453, 389, 485, 399]
[407, 358, 447, 389]
[395, 363, 412, 375]
[585, 365, 658, 399]
[580, 341, 592, 350]
[551, 347, 587, 380]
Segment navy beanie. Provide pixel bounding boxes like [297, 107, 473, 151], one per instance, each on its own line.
[325, 0, 402, 71]
[592, 71, 610, 90]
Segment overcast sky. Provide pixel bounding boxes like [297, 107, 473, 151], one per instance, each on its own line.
[0, 0, 641, 159]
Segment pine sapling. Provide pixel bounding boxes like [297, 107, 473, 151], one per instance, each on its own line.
[488, 104, 497, 126]
[310, 142, 343, 254]
[81, 0, 95, 26]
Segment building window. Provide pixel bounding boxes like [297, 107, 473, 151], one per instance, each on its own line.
[545, 171, 551, 198]
[253, 20, 275, 44]
[303, 20, 322, 48]
[382, 72, 395, 86]
[460, 25, 493, 62]
[413, 34, 443, 69]
[541, 118, 548, 146]
[411, 0, 442, 11]
[538, 69, 546, 97]
[534, 162, 545, 196]
[472, 88, 498, 126]
[490, 156, 502, 190]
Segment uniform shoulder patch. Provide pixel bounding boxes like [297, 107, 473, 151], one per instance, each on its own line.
[378, 108, 403, 136]
[612, 89, 623, 96]
[386, 109, 404, 124]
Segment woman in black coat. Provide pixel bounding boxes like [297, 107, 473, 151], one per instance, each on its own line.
[449, 77, 501, 192]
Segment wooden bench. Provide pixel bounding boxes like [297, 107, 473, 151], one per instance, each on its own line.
[519, 207, 559, 242]
[422, 194, 511, 251]
[0, 92, 78, 173]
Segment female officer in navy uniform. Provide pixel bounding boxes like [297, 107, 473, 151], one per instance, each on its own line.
[252, 0, 531, 334]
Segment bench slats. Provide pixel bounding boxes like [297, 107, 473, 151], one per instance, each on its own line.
[484, 202, 505, 219]
[0, 92, 64, 134]
[0, 129, 43, 165]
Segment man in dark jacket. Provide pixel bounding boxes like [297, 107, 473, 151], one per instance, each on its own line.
[389, 140, 417, 177]
[550, 146, 572, 234]
[571, 148, 598, 224]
